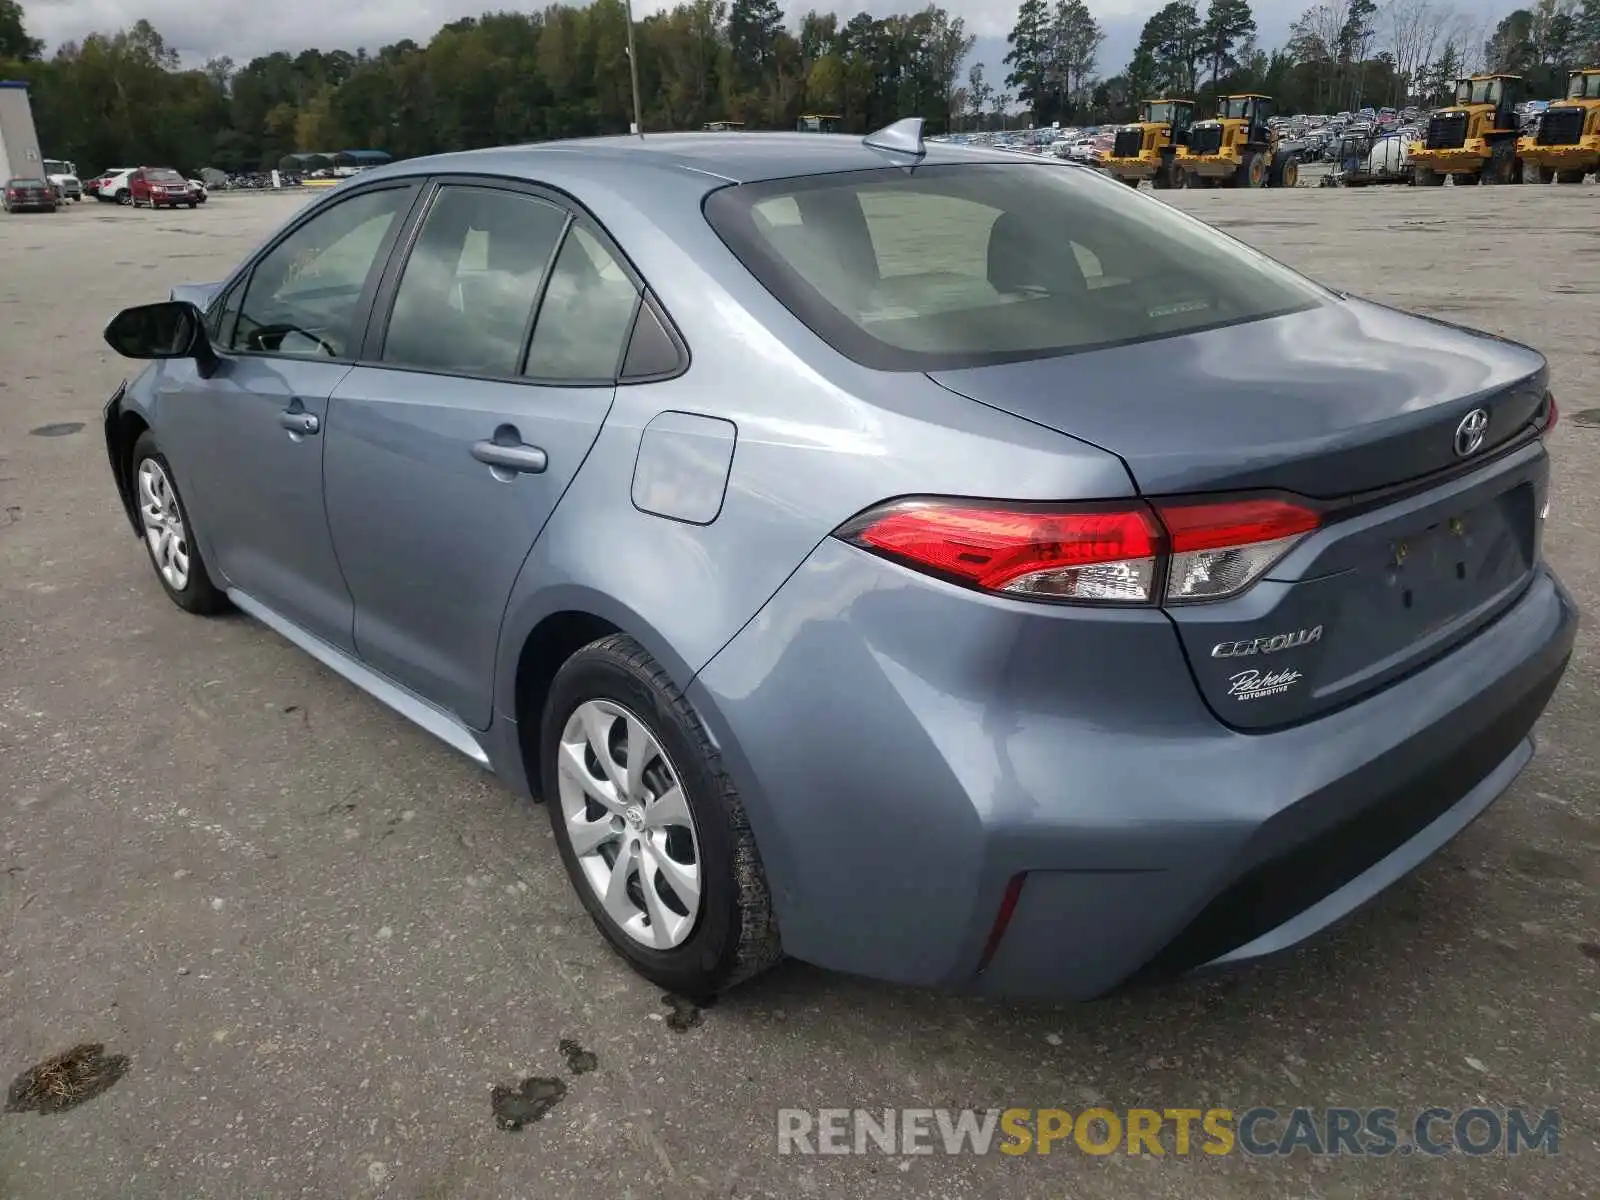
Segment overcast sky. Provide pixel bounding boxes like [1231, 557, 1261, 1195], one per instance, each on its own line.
[27, 0, 1506, 93]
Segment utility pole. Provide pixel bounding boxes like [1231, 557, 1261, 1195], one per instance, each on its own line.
[624, 0, 644, 136]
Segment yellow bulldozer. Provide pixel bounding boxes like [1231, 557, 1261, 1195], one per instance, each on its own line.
[1172, 94, 1300, 188]
[1519, 68, 1600, 183]
[1410, 74, 1524, 185]
[1101, 99, 1194, 189]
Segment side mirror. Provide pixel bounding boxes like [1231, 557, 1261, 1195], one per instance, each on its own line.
[103, 300, 219, 377]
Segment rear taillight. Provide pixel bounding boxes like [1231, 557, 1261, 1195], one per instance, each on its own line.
[835, 494, 1321, 606]
[1543, 390, 1558, 432]
[835, 499, 1162, 603]
[1155, 497, 1320, 602]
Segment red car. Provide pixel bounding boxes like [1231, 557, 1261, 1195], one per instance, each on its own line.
[129, 167, 198, 209]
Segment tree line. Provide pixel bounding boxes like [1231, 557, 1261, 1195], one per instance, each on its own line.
[1, 0, 1597, 178]
[0, 0, 974, 175]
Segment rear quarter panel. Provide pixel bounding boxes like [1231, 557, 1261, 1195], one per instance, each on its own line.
[492, 159, 1135, 720]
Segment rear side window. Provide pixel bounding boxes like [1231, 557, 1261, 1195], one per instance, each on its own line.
[704, 163, 1327, 371]
[523, 225, 640, 383]
[381, 186, 568, 376]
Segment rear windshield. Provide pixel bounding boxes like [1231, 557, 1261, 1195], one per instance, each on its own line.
[703, 163, 1325, 371]
[9, 178, 47, 187]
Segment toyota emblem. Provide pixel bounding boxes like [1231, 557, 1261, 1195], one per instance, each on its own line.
[1454, 408, 1489, 458]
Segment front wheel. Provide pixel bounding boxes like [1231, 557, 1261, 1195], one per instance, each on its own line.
[541, 634, 781, 997]
[130, 432, 229, 615]
[116, 189, 131, 206]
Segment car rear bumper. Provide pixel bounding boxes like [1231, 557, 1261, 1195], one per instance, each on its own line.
[690, 542, 1577, 999]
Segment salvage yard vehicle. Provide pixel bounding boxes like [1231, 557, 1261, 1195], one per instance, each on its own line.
[1176, 94, 1301, 187]
[1411, 74, 1524, 185]
[1321, 124, 1412, 186]
[129, 166, 200, 209]
[42, 158, 81, 201]
[99, 121, 1575, 1000]
[2, 176, 57, 213]
[1102, 99, 1193, 189]
[1519, 68, 1600, 183]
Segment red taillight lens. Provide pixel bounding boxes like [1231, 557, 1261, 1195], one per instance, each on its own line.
[836, 498, 1163, 602]
[1544, 391, 1558, 432]
[1155, 496, 1320, 603]
[836, 494, 1321, 605]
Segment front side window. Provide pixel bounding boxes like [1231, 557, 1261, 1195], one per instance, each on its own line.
[523, 225, 641, 382]
[704, 163, 1326, 371]
[382, 186, 568, 376]
[231, 187, 411, 359]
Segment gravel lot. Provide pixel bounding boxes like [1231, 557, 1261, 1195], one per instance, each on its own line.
[1, 184, 1596, 1199]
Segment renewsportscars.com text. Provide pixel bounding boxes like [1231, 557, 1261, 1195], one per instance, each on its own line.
[777, 1106, 1560, 1157]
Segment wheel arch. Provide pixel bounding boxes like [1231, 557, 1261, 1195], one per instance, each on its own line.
[499, 589, 706, 798]
[103, 392, 149, 537]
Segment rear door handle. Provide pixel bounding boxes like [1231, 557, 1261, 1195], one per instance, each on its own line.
[277, 409, 320, 435]
[471, 439, 548, 475]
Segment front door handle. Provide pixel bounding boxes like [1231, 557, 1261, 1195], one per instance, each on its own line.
[471, 438, 548, 475]
[278, 409, 320, 436]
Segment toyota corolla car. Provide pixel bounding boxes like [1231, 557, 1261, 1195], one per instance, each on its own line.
[101, 121, 1575, 999]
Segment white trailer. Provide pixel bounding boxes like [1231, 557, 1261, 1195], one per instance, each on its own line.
[0, 80, 45, 185]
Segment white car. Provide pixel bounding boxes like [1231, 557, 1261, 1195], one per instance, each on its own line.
[187, 179, 208, 204]
[96, 168, 137, 205]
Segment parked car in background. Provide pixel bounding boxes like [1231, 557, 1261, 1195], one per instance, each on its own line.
[94, 168, 137, 204]
[3, 177, 58, 213]
[43, 158, 82, 201]
[130, 167, 199, 209]
[99, 124, 1574, 1000]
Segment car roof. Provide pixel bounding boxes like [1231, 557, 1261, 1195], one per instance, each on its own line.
[359, 131, 1036, 189]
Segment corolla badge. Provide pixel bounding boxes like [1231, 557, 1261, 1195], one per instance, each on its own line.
[1211, 625, 1323, 658]
[1454, 408, 1489, 458]
[1227, 669, 1303, 701]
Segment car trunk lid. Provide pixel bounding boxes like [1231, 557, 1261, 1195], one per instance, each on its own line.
[928, 297, 1552, 728]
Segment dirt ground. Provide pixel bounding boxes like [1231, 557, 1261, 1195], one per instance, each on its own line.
[0, 182, 1596, 1199]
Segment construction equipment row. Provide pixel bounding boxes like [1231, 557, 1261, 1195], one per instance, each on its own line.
[1104, 69, 1599, 191]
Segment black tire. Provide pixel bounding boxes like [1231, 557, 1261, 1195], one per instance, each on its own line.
[188, 201, 197, 209]
[541, 634, 781, 997]
[116, 189, 131, 206]
[1556, 169, 1586, 184]
[129, 431, 229, 615]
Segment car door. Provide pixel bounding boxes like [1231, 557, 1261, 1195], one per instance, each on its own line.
[157, 182, 420, 650]
[323, 180, 644, 728]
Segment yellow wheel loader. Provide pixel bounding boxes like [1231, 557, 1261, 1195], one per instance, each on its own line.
[1101, 99, 1195, 189]
[1409, 75, 1524, 185]
[1519, 69, 1600, 184]
[1173, 95, 1300, 188]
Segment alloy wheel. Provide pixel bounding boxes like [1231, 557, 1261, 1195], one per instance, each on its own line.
[137, 458, 190, 591]
[557, 699, 702, 950]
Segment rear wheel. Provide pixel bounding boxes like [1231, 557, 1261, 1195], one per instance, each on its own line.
[1454, 171, 1479, 185]
[1556, 168, 1587, 184]
[116, 189, 131, 206]
[541, 634, 781, 997]
[130, 432, 229, 615]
